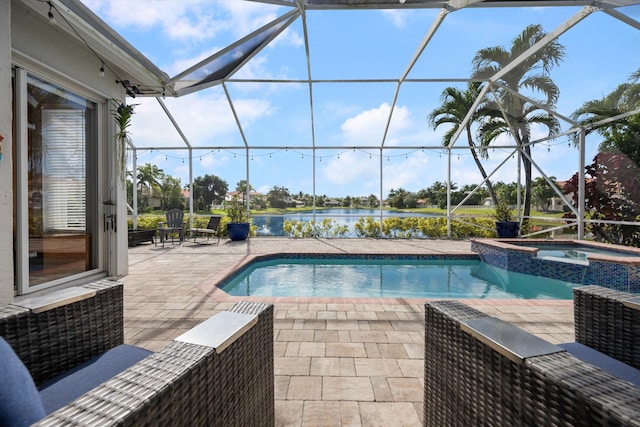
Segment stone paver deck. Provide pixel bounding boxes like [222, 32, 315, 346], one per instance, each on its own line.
[122, 238, 574, 426]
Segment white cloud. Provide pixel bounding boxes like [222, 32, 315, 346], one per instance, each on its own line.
[128, 90, 273, 150]
[322, 151, 376, 187]
[381, 10, 407, 29]
[320, 102, 429, 191]
[340, 103, 412, 145]
[382, 152, 431, 194]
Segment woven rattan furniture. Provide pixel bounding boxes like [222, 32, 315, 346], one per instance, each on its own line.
[424, 286, 640, 427]
[0, 280, 274, 426]
[574, 285, 640, 370]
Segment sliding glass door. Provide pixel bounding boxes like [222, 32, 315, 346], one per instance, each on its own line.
[14, 72, 99, 290]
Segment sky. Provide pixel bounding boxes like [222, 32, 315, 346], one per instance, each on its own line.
[82, 0, 640, 198]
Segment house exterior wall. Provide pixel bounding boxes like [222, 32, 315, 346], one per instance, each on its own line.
[1, 0, 129, 304]
[0, 1, 13, 305]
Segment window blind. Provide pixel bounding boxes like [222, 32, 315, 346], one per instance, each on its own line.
[42, 109, 86, 231]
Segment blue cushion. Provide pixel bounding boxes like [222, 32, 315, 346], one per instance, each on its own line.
[560, 342, 640, 387]
[0, 337, 46, 427]
[39, 344, 152, 414]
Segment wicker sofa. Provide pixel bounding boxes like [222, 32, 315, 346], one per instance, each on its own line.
[0, 280, 274, 426]
[424, 285, 640, 426]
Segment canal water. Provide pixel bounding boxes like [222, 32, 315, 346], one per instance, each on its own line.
[251, 208, 439, 237]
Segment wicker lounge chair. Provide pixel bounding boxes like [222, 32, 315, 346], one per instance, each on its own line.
[424, 285, 640, 426]
[0, 280, 274, 426]
[191, 215, 222, 244]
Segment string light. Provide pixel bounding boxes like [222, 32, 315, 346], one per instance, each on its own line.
[99, 62, 105, 77]
[47, 2, 56, 24]
[132, 146, 533, 168]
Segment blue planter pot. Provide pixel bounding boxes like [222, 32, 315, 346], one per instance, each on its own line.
[227, 223, 250, 241]
[495, 221, 520, 238]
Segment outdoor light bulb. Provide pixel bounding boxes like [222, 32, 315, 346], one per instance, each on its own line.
[99, 64, 105, 77]
[47, 3, 56, 24]
[399, 0, 406, 3]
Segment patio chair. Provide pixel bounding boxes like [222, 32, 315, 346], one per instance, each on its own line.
[0, 280, 274, 426]
[191, 215, 222, 244]
[423, 285, 640, 426]
[157, 208, 185, 247]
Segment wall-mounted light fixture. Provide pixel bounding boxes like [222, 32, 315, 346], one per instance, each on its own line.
[116, 79, 140, 98]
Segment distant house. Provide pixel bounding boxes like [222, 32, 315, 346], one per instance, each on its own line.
[287, 198, 306, 208]
[225, 191, 265, 204]
[324, 198, 341, 207]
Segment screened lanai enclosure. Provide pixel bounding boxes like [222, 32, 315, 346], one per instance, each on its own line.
[75, 0, 640, 241]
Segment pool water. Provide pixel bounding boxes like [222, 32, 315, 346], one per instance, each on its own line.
[220, 258, 577, 299]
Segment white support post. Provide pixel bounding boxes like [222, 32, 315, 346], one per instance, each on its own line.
[246, 147, 250, 221]
[578, 129, 586, 240]
[379, 148, 384, 237]
[188, 148, 193, 232]
[447, 148, 452, 238]
[132, 148, 138, 229]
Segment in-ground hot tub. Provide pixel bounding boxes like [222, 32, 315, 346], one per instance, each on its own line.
[471, 239, 640, 293]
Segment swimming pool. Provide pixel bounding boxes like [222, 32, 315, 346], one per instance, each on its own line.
[220, 256, 577, 299]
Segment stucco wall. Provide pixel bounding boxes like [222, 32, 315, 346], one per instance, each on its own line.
[4, 0, 130, 300]
[0, 1, 13, 305]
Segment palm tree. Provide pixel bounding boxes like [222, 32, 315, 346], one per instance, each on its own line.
[136, 163, 164, 196]
[472, 24, 565, 224]
[571, 67, 640, 164]
[428, 81, 498, 206]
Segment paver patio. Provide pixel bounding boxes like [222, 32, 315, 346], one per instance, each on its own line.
[122, 238, 574, 426]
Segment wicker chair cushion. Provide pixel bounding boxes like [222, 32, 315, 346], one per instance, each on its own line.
[560, 342, 640, 387]
[38, 344, 152, 414]
[0, 337, 46, 427]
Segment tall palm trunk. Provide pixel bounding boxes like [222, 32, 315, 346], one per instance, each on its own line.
[516, 127, 533, 225]
[466, 126, 498, 205]
[521, 135, 533, 226]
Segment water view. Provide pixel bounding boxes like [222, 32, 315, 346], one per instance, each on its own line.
[251, 209, 440, 237]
